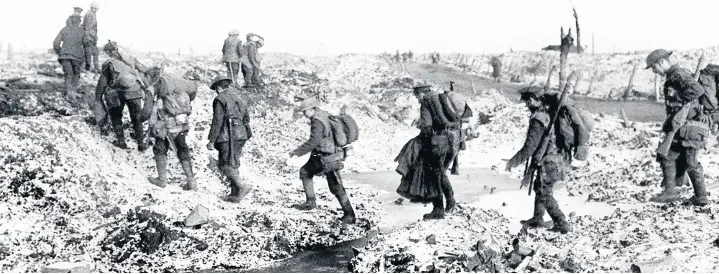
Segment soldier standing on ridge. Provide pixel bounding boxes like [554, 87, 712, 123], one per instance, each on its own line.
[54, 13, 85, 99]
[645, 49, 710, 206]
[289, 98, 356, 224]
[506, 86, 573, 234]
[208, 76, 254, 203]
[222, 29, 243, 85]
[83, 2, 100, 73]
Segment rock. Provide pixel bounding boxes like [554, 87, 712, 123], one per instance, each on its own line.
[40, 262, 94, 273]
[502, 202, 507, 207]
[560, 256, 581, 273]
[426, 234, 437, 244]
[185, 204, 210, 227]
[630, 255, 679, 272]
[490, 187, 496, 194]
[393, 198, 404, 205]
[713, 236, 719, 248]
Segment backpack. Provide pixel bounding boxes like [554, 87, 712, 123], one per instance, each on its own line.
[698, 64, 719, 110]
[158, 76, 194, 117]
[107, 59, 141, 91]
[556, 103, 593, 158]
[323, 113, 360, 148]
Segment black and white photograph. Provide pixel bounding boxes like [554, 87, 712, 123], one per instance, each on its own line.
[1, 0, 718, 272]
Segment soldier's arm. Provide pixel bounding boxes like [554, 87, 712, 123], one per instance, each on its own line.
[95, 73, 108, 101]
[676, 69, 705, 103]
[236, 42, 243, 58]
[53, 30, 63, 54]
[207, 99, 225, 143]
[417, 100, 433, 130]
[292, 119, 324, 156]
[509, 118, 546, 164]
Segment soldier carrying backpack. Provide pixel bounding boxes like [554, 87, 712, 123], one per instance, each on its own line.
[288, 98, 360, 224]
[146, 67, 199, 191]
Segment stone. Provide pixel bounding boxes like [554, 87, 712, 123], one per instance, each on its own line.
[426, 234, 437, 244]
[185, 204, 210, 227]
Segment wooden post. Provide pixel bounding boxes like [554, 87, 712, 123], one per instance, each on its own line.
[470, 81, 475, 93]
[7, 43, 13, 61]
[559, 28, 574, 90]
[623, 61, 640, 100]
[587, 69, 598, 95]
[573, 7, 583, 54]
[654, 74, 661, 102]
[544, 65, 557, 92]
[592, 32, 595, 55]
[470, 59, 476, 71]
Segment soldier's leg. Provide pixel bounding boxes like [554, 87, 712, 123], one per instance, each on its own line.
[231, 62, 240, 84]
[251, 64, 261, 85]
[542, 180, 570, 234]
[84, 46, 93, 71]
[326, 171, 356, 224]
[71, 60, 82, 87]
[232, 140, 252, 199]
[241, 64, 252, 87]
[175, 131, 196, 191]
[424, 152, 447, 220]
[92, 45, 100, 72]
[294, 155, 321, 210]
[443, 178, 456, 213]
[522, 173, 547, 227]
[685, 147, 709, 206]
[59, 60, 74, 95]
[652, 148, 681, 203]
[148, 136, 169, 187]
[108, 101, 128, 149]
[126, 98, 146, 151]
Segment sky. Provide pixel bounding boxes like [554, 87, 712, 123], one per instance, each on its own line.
[2, 0, 719, 56]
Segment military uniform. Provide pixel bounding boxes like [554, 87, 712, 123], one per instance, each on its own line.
[507, 87, 571, 234]
[222, 30, 243, 84]
[54, 15, 85, 96]
[148, 73, 199, 190]
[96, 42, 150, 150]
[414, 85, 461, 220]
[241, 34, 263, 87]
[208, 77, 253, 202]
[82, 7, 99, 72]
[290, 99, 356, 224]
[653, 64, 710, 205]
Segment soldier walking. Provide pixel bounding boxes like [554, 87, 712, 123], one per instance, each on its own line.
[208, 76, 254, 202]
[54, 13, 85, 99]
[289, 98, 356, 224]
[646, 49, 710, 206]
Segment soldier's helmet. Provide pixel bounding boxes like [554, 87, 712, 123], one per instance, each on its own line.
[298, 98, 320, 112]
[518, 86, 545, 101]
[90, 2, 99, 9]
[210, 75, 232, 90]
[645, 49, 673, 69]
[229, 29, 240, 36]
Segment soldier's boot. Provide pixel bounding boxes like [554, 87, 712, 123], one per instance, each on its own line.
[329, 174, 356, 224]
[651, 163, 681, 203]
[423, 195, 446, 220]
[293, 179, 317, 210]
[223, 168, 251, 203]
[148, 156, 168, 188]
[112, 127, 128, 149]
[133, 122, 147, 152]
[687, 170, 709, 206]
[181, 160, 197, 191]
[443, 180, 457, 214]
[521, 195, 547, 228]
[545, 196, 571, 234]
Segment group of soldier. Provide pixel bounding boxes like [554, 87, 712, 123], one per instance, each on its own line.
[51, 5, 711, 230]
[405, 48, 711, 235]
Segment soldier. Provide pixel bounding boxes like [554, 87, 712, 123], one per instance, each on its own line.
[412, 84, 460, 220]
[96, 41, 150, 151]
[288, 98, 356, 224]
[645, 49, 710, 206]
[241, 33, 263, 88]
[207, 76, 254, 202]
[83, 2, 100, 73]
[505, 86, 571, 234]
[222, 29, 243, 85]
[146, 67, 199, 191]
[54, 14, 85, 98]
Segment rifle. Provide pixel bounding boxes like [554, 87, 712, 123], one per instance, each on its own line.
[522, 75, 573, 195]
[656, 53, 707, 158]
